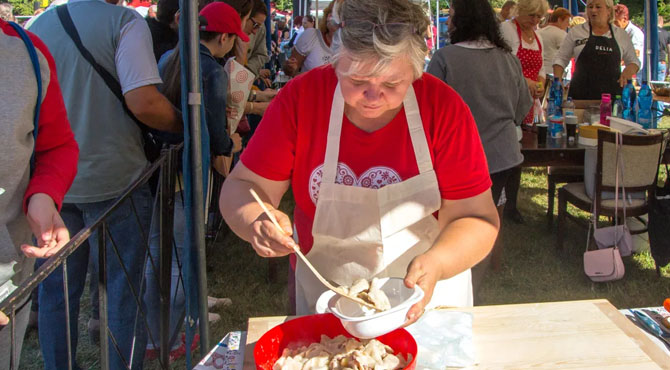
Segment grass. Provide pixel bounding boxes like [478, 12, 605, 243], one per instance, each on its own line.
[18, 159, 670, 369]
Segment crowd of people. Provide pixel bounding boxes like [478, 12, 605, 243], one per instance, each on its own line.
[0, 0, 667, 369]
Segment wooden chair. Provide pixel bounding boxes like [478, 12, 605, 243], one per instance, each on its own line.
[556, 130, 665, 250]
[546, 166, 583, 228]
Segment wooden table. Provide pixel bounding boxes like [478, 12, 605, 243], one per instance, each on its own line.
[653, 92, 670, 104]
[243, 299, 670, 369]
[520, 129, 585, 167]
[521, 129, 670, 166]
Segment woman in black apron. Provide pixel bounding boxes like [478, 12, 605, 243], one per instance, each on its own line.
[552, 0, 639, 100]
[569, 23, 622, 100]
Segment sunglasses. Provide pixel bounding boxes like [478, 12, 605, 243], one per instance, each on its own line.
[250, 17, 262, 30]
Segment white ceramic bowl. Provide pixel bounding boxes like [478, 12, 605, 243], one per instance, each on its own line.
[315, 277, 424, 339]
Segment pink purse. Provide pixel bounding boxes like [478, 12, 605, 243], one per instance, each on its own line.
[583, 245, 625, 282]
[584, 132, 626, 282]
[593, 133, 633, 256]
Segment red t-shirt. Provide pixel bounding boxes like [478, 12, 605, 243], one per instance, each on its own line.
[241, 65, 491, 256]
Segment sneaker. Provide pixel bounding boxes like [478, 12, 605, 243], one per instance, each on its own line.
[145, 334, 198, 363]
[207, 296, 232, 310]
[88, 318, 100, 345]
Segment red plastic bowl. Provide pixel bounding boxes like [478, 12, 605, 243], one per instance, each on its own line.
[254, 313, 417, 370]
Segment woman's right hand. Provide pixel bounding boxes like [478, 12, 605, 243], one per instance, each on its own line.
[250, 208, 298, 258]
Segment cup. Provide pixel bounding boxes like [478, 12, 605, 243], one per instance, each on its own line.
[536, 124, 548, 146]
[566, 122, 578, 142]
[564, 115, 578, 142]
[588, 105, 600, 125]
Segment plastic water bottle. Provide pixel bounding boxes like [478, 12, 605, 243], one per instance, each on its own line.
[600, 93, 612, 126]
[622, 80, 636, 122]
[637, 81, 653, 129]
[546, 100, 556, 122]
[552, 77, 563, 116]
[612, 95, 624, 118]
[562, 97, 575, 117]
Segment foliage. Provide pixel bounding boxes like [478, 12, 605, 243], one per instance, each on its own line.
[273, 0, 292, 12]
[8, 0, 34, 16]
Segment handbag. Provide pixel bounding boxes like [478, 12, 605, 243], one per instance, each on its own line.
[593, 132, 633, 257]
[584, 132, 626, 282]
[223, 57, 254, 134]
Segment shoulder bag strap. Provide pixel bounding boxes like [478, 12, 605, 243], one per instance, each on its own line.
[8, 22, 41, 174]
[55, 5, 147, 131]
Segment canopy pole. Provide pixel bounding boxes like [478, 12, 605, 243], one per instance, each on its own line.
[435, 0, 439, 49]
[186, 0, 210, 354]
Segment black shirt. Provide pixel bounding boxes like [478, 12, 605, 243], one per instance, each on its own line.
[146, 17, 179, 62]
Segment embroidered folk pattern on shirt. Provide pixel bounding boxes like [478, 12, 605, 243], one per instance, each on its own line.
[308, 163, 402, 204]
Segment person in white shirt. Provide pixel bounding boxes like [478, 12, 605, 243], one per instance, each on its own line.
[613, 4, 644, 75]
[283, 4, 336, 76]
[497, 1, 516, 23]
[553, 0, 639, 100]
[537, 7, 570, 77]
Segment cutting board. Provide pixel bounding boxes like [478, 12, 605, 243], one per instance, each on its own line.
[243, 299, 670, 369]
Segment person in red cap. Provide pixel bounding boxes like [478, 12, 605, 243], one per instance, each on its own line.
[142, 1, 250, 362]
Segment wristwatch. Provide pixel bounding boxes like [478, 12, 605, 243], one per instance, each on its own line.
[250, 90, 257, 102]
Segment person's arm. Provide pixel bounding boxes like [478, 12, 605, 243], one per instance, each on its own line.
[246, 26, 270, 76]
[219, 163, 295, 257]
[617, 28, 641, 86]
[21, 33, 79, 258]
[283, 47, 306, 77]
[284, 28, 317, 76]
[203, 66, 234, 157]
[125, 85, 181, 132]
[552, 27, 577, 80]
[404, 190, 499, 323]
[115, 16, 182, 132]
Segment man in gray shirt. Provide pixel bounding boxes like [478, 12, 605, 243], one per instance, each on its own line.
[29, 0, 181, 368]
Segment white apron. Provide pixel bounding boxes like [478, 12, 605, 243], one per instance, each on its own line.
[295, 83, 472, 315]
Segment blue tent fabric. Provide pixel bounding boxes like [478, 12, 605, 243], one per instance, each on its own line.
[562, 0, 580, 16]
[178, 0, 211, 366]
[645, 0, 659, 82]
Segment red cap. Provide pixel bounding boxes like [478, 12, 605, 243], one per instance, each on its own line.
[199, 2, 250, 42]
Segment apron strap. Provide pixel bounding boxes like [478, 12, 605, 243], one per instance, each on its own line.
[322, 83, 434, 184]
[322, 83, 345, 184]
[404, 85, 434, 174]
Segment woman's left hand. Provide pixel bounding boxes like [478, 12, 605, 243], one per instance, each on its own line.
[21, 193, 70, 259]
[403, 251, 442, 326]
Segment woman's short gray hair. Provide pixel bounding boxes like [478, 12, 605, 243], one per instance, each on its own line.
[331, 0, 429, 80]
[513, 0, 549, 17]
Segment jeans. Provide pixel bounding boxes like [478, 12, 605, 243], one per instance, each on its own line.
[143, 191, 185, 351]
[657, 62, 668, 120]
[36, 184, 152, 370]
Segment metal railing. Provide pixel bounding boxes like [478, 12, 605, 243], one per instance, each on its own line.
[0, 143, 201, 370]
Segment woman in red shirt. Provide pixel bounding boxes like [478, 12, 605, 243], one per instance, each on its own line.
[220, 0, 499, 321]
